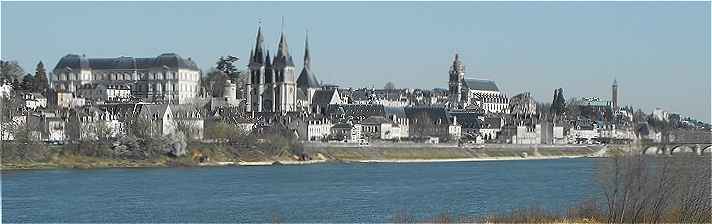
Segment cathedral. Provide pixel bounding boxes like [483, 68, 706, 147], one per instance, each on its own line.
[447, 53, 509, 114]
[247, 26, 296, 113]
[246, 24, 322, 114]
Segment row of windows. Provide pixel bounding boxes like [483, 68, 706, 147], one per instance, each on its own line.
[55, 71, 199, 81]
[136, 83, 197, 93]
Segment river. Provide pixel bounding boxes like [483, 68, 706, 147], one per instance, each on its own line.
[2, 159, 601, 222]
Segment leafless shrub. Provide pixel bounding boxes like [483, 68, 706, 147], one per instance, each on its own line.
[390, 209, 416, 223]
[597, 152, 711, 223]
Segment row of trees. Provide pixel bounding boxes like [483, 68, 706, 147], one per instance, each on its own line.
[1, 60, 49, 94]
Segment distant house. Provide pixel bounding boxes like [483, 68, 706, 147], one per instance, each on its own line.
[361, 116, 394, 140]
[294, 117, 332, 141]
[330, 122, 362, 142]
[172, 104, 205, 140]
[404, 106, 460, 141]
[138, 104, 175, 136]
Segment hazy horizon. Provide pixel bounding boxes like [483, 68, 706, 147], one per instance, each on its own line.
[2, 1, 709, 121]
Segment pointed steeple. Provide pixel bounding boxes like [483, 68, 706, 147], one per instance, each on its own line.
[252, 25, 265, 64]
[303, 31, 311, 70]
[274, 17, 295, 67]
[265, 50, 272, 67]
[613, 78, 618, 86]
[297, 31, 320, 89]
[275, 32, 294, 66]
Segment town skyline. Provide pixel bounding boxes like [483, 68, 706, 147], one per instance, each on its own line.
[2, 1, 709, 121]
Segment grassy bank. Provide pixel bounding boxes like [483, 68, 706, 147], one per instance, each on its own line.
[0, 140, 303, 170]
[306, 144, 599, 161]
[2, 142, 604, 170]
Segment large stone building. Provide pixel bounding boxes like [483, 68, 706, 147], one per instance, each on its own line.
[51, 53, 201, 104]
[447, 54, 509, 113]
[246, 26, 298, 113]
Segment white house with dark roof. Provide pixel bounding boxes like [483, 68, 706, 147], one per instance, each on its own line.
[51, 53, 201, 104]
[138, 104, 175, 136]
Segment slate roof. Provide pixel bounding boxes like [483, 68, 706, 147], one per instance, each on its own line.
[297, 68, 321, 89]
[362, 116, 394, 125]
[449, 111, 482, 129]
[463, 79, 500, 92]
[350, 89, 371, 101]
[326, 104, 385, 121]
[296, 88, 308, 101]
[384, 106, 406, 117]
[312, 89, 337, 107]
[404, 106, 450, 125]
[54, 53, 200, 71]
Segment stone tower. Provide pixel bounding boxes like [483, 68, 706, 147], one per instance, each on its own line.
[448, 53, 465, 109]
[612, 78, 618, 111]
[247, 25, 269, 112]
[272, 30, 297, 113]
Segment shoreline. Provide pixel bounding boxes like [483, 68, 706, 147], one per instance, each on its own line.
[1, 156, 592, 170]
[2, 145, 610, 170]
[353, 155, 586, 163]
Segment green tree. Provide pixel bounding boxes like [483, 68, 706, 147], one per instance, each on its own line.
[0, 60, 25, 81]
[21, 73, 34, 91]
[550, 88, 566, 116]
[216, 55, 240, 80]
[204, 70, 229, 97]
[33, 61, 49, 94]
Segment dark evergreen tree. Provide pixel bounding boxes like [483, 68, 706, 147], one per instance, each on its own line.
[33, 61, 49, 93]
[555, 88, 565, 114]
[21, 73, 34, 91]
[550, 89, 560, 114]
[216, 55, 240, 80]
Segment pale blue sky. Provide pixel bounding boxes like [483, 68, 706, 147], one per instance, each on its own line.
[1, 1, 709, 121]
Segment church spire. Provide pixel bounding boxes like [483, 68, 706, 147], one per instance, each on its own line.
[303, 30, 311, 70]
[265, 50, 272, 67]
[297, 30, 320, 89]
[274, 19, 295, 67]
[252, 24, 265, 64]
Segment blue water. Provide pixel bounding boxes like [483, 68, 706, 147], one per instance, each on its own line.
[2, 159, 600, 222]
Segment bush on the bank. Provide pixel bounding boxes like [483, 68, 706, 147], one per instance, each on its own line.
[1, 143, 52, 163]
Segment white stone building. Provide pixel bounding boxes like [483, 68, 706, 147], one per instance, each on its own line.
[51, 53, 201, 104]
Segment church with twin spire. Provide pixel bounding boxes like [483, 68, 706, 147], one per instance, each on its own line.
[246, 24, 321, 113]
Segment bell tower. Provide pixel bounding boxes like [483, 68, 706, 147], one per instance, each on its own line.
[448, 53, 465, 109]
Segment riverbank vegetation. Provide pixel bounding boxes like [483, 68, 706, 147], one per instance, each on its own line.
[1, 118, 304, 169]
[386, 153, 711, 223]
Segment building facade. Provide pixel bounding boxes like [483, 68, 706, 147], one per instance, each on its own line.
[51, 53, 201, 104]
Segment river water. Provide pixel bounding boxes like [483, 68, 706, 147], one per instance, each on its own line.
[2, 159, 601, 222]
